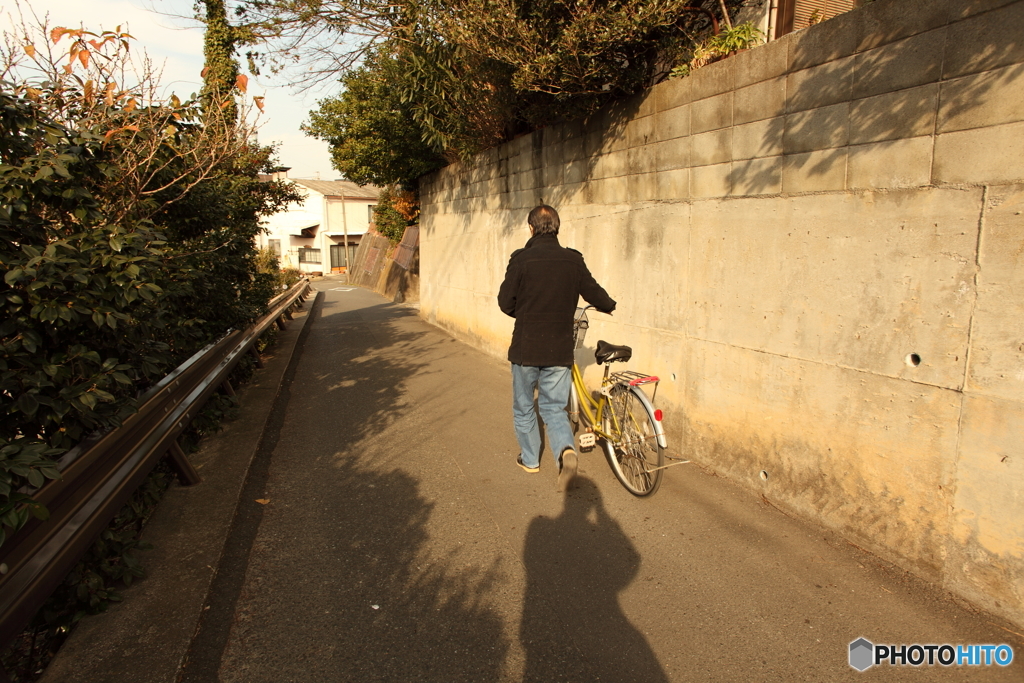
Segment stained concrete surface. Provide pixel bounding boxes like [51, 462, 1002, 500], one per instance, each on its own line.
[42, 282, 1022, 682]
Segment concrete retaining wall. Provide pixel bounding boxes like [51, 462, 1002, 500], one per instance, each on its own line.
[349, 231, 420, 303]
[417, 0, 1024, 627]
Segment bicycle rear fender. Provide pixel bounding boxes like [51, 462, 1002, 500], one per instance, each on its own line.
[629, 386, 667, 449]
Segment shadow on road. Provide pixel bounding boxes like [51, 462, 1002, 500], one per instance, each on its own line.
[520, 477, 668, 683]
[211, 455, 512, 682]
[300, 458, 510, 681]
[188, 296, 514, 682]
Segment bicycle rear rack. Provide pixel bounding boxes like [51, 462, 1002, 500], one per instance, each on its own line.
[610, 370, 659, 386]
[608, 370, 660, 405]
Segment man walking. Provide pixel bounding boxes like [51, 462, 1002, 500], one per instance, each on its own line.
[498, 205, 616, 491]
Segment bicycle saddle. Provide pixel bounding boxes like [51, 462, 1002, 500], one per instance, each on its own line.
[595, 340, 632, 364]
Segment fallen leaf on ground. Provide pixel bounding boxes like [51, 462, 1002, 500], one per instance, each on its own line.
[255, 499, 270, 505]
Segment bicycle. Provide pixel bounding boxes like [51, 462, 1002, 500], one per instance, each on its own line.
[567, 306, 668, 496]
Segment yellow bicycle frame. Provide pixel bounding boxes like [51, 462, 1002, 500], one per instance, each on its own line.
[571, 361, 620, 441]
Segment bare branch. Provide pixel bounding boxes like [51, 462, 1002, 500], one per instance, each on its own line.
[2, 7, 266, 226]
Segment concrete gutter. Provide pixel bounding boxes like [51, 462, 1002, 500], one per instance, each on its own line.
[38, 295, 318, 683]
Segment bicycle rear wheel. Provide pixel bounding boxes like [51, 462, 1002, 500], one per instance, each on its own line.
[603, 386, 664, 496]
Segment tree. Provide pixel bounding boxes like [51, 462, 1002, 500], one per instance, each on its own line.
[373, 185, 419, 243]
[200, 0, 261, 122]
[395, 30, 517, 159]
[303, 46, 446, 187]
[232, 0, 404, 83]
[0, 16, 297, 545]
[246, 0, 737, 184]
[0, 79, 176, 539]
[153, 1, 299, 344]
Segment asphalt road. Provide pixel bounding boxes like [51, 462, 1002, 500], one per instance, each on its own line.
[180, 283, 1021, 682]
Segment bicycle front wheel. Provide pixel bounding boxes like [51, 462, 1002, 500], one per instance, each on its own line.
[603, 386, 664, 496]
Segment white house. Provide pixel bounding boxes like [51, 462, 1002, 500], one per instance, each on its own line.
[258, 168, 380, 275]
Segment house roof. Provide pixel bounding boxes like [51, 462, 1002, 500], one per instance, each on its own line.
[291, 179, 381, 199]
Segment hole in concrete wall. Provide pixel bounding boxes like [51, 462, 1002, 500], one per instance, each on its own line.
[759, 470, 769, 481]
[905, 353, 922, 367]
[671, 373, 677, 381]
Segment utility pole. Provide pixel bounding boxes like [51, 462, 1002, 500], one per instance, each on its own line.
[341, 193, 350, 279]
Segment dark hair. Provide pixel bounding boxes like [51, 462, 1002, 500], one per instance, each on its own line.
[528, 205, 560, 235]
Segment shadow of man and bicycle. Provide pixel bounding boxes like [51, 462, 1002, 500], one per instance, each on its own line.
[520, 478, 669, 683]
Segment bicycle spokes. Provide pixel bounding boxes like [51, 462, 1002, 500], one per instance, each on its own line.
[604, 387, 664, 496]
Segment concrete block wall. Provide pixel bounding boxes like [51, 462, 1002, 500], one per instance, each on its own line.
[417, 0, 1024, 627]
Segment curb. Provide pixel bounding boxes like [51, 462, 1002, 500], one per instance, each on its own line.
[38, 294, 320, 683]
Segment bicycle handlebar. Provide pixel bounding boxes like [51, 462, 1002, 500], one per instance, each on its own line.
[576, 304, 611, 318]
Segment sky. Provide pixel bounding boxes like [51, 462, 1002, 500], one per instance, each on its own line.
[10, 0, 339, 180]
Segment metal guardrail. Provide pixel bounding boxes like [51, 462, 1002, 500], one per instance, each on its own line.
[0, 278, 312, 648]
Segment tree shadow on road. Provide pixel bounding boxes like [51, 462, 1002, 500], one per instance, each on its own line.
[203, 296, 512, 682]
[219, 448, 511, 682]
[520, 477, 668, 683]
[302, 300, 440, 449]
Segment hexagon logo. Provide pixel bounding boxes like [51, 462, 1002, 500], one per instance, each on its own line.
[849, 638, 874, 671]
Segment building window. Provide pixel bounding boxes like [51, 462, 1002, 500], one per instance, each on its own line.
[298, 248, 321, 263]
[776, 0, 858, 37]
[268, 239, 281, 255]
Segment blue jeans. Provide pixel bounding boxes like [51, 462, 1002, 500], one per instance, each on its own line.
[511, 364, 575, 469]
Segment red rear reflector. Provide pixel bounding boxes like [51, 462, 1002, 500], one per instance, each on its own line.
[654, 409, 663, 421]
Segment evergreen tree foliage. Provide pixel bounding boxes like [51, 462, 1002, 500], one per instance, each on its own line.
[200, 0, 258, 122]
[238, 0, 744, 182]
[0, 21, 297, 546]
[303, 47, 446, 188]
[201, 0, 242, 120]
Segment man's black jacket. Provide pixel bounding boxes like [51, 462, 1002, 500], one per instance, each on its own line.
[497, 233, 616, 367]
